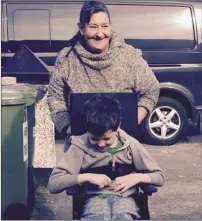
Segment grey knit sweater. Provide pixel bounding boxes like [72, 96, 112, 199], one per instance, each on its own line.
[47, 32, 160, 134]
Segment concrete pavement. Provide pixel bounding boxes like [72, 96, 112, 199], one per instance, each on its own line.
[31, 135, 202, 220]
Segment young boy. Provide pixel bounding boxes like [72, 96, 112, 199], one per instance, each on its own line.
[48, 95, 165, 220]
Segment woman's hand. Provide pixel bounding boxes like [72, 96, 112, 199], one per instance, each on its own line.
[138, 107, 148, 124]
[78, 173, 112, 189]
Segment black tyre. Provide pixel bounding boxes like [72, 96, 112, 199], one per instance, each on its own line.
[139, 97, 188, 145]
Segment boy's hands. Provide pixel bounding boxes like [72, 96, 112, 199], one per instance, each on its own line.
[78, 173, 151, 192]
[78, 173, 111, 189]
[114, 173, 151, 194]
[89, 174, 112, 188]
[114, 174, 140, 193]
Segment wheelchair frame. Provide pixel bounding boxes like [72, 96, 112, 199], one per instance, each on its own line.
[72, 184, 158, 220]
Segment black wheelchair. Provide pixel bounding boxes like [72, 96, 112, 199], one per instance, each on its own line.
[71, 184, 158, 220]
[69, 92, 158, 220]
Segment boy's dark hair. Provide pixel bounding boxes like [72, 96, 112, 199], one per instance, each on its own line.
[84, 94, 122, 136]
[66, 1, 111, 52]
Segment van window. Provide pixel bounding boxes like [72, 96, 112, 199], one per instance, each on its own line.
[7, 4, 51, 52]
[6, 3, 195, 53]
[6, 3, 80, 52]
[47, 3, 81, 52]
[50, 4, 80, 40]
[108, 4, 195, 50]
[49, 3, 195, 51]
[13, 9, 50, 40]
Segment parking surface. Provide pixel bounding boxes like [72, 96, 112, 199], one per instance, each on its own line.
[31, 135, 202, 220]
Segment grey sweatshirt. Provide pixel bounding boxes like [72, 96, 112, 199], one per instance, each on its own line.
[47, 129, 165, 197]
[47, 32, 160, 134]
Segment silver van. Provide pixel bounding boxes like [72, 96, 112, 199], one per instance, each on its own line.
[1, 0, 202, 145]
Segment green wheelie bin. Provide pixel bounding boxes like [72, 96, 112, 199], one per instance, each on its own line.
[1, 78, 38, 220]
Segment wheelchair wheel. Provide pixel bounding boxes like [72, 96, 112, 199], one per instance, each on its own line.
[3, 203, 30, 220]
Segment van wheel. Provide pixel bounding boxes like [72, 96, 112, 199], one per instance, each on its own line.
[139, 97, 188, 145]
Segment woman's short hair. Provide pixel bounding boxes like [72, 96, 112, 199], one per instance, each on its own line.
[84, 94, 122, 136]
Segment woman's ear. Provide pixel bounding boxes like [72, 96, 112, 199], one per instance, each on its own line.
[78, 23, 84, 35]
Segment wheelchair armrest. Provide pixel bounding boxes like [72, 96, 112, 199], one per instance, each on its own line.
[139, 184, 158, 196]
[65, 184, 86, 196]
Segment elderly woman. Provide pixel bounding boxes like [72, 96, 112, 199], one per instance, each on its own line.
[47, 0, 159, 137]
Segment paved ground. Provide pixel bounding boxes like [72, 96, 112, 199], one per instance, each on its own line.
[31, 135, 202, 220]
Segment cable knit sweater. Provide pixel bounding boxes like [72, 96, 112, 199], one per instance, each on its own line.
[47, 32, 160, 134]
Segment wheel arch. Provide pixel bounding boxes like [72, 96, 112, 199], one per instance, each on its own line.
[159, 83, 196, 122]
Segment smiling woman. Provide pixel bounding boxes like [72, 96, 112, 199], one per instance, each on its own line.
[79, 10, 112, 54]
[47, 1, 160, 142]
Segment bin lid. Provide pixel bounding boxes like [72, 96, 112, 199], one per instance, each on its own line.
[1, 77, 38, 106]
